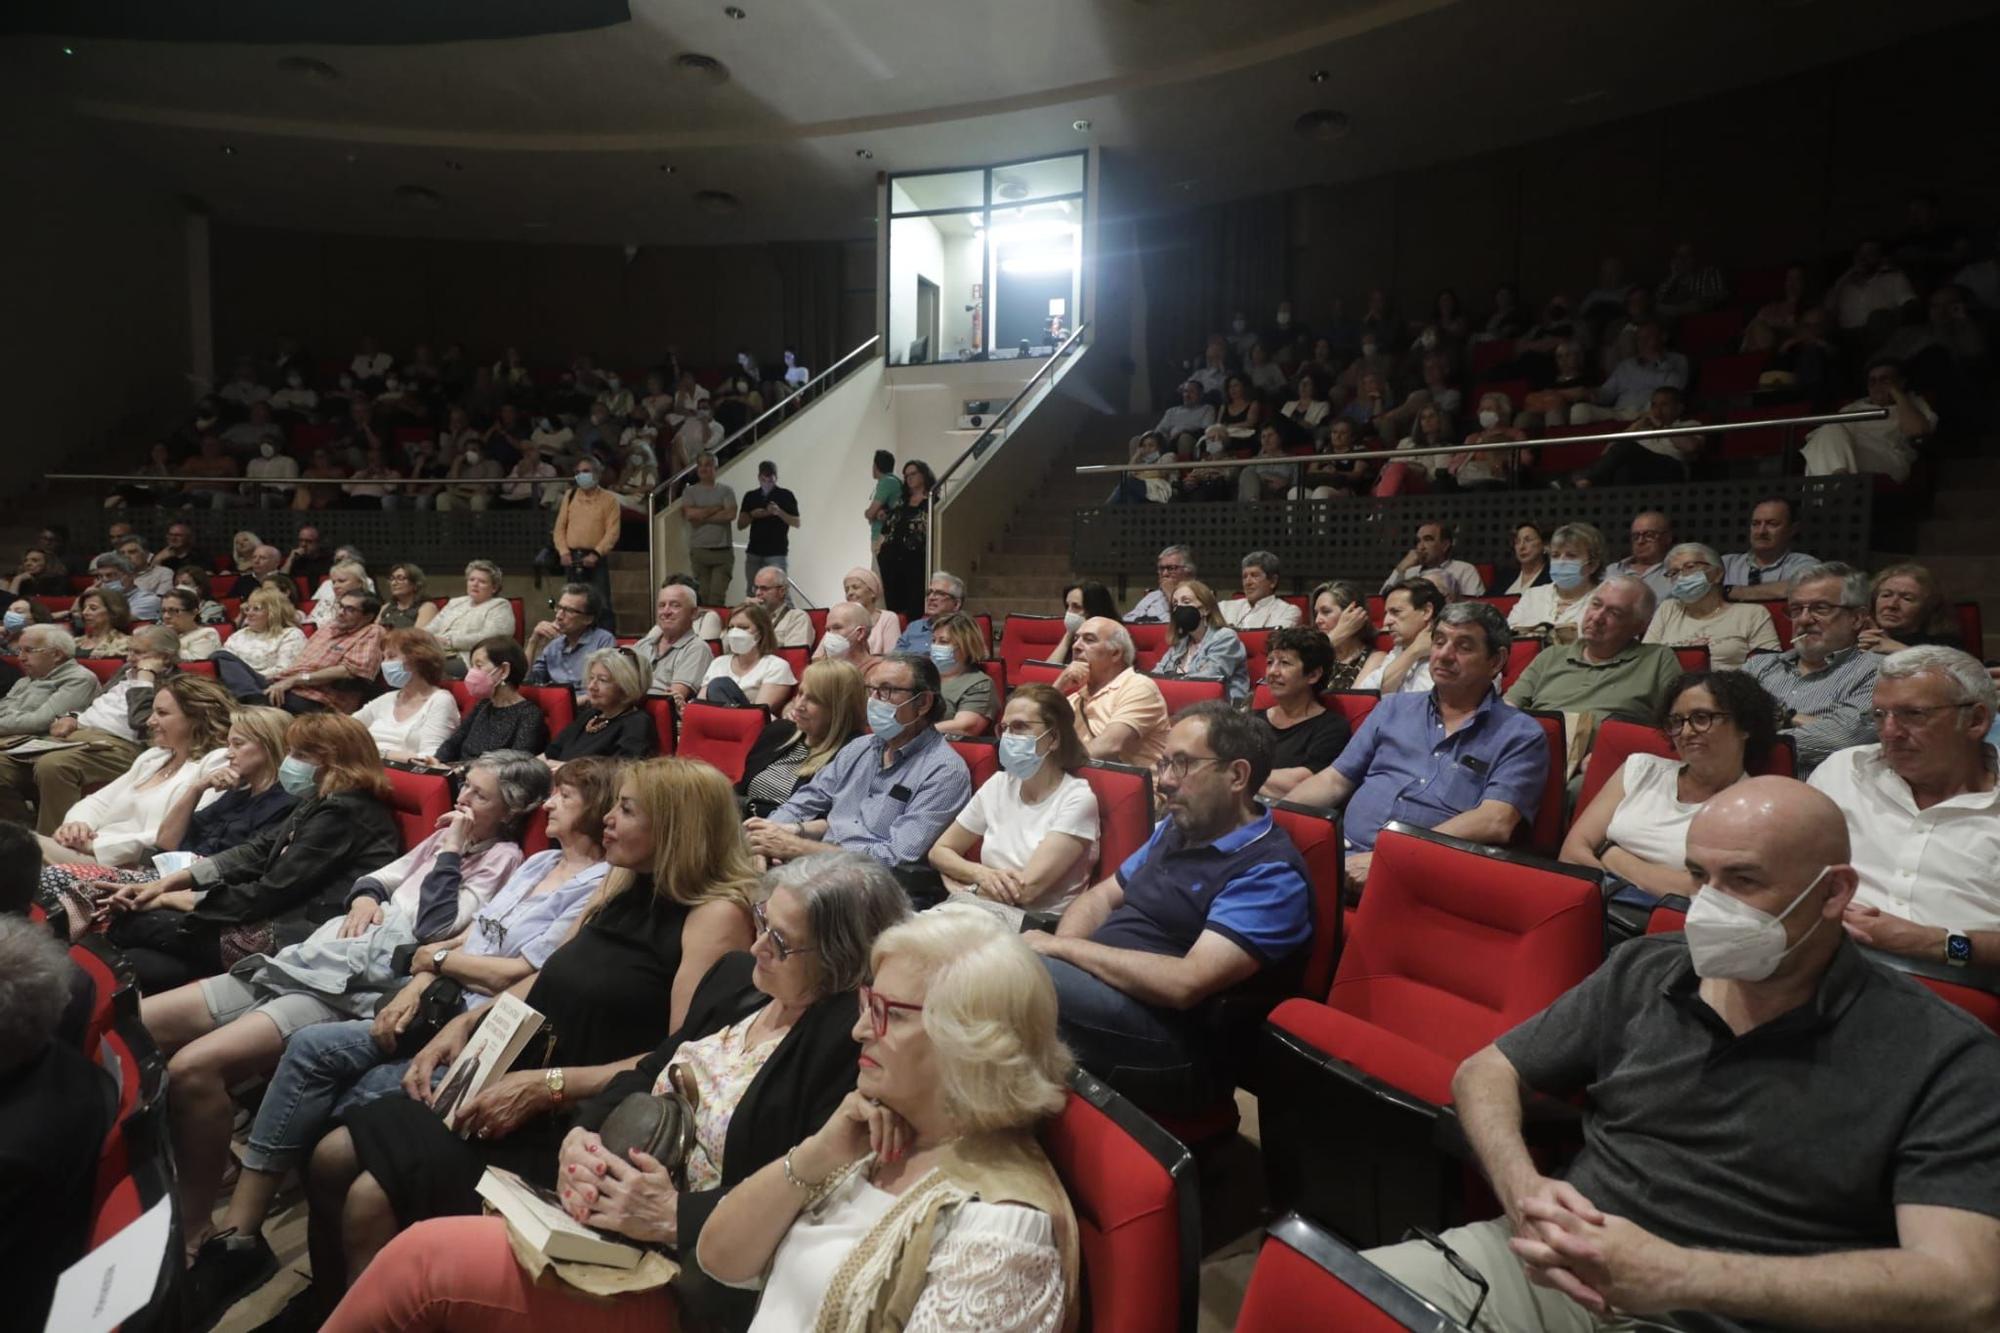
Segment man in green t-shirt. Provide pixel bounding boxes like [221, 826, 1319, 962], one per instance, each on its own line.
[1504, 575, 1681, 724]
[864, 448, 903, 554]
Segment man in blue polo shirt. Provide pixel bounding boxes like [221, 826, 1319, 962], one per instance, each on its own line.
[1291, 601, 1547, 888]
[1028, 701, 1312, 1115]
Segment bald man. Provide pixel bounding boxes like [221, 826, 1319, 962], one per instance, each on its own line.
[1366, 777, 2000, 1332]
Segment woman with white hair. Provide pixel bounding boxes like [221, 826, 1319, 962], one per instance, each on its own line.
[425, 560, 516, 665]
[545, 648, 657, 766]
[1643, 541, 1782, 670]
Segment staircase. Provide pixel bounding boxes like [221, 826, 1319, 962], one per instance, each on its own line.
[1882, 452, 2000, 659]
[963, 413, 1148, 625]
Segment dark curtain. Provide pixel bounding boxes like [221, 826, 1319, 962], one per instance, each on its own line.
[770, 242, 850, 376]
[1136, 195, 1288, 407]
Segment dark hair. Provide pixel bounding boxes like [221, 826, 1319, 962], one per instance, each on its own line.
[874, 449, 896, 474]
[664, 572, 700, 594]
[1436, 601, 1512, 660]
[1064, 580, 1118, 622]
[1385, 577, 1447, 624]
[472, 634, 529, 688]
[346, 590, 384, 620]
[560, 581, 603, 623]
[161, 588, 198, 617]
[1418, 518, 1455, 542]
[176, 565, 213, 597]
[0, 823, 40, 915]
[902, 459, 938, 499]
[880, 651, 947, 724]
[1752, 494, 1797, 525]
[1176, 699, 1274, 795]
[1513, 520, 1549, 542]
[758, 460, 777, 477]
[1267, 625, 1334, 692]
[1658, 669, 1778, 766]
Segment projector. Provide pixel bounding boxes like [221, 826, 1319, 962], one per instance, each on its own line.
[957, 399, 999, 430]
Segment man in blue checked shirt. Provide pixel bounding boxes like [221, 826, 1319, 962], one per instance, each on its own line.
[1290, 601, 1547, 889]
[1027, 701, 1313, 1116]
[746, 653, 970, 871]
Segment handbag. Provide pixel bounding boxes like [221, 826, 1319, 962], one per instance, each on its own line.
[597, 1062, 702, 1191]
[394, 977, 468, 1059]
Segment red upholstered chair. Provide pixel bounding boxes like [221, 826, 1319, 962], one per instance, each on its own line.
[447, 680, 476, 715]
[1281, 595, 1309, 620]
[1767, 602, 1793, 648]
[386, 767, 452, 851]
[643, 697, 677, 755]
[1039, 1069, 1199, 1333]
[1475, 594, 1519, 618]
[970, 612, 994, 650]
[1144, 672, 1225, 715]
[1328, 690, 1380, 734]
[945, 736, 998, 791]
[1468, 338, 1514, 379]
[1574, 721, 1798, 825]
[1128, 622, 1168, 671]
[804, 606, 828, 647]
[520, 807, 551, 856]
[1673, 645, 1710, 674]
[1237, 628, 1273, 689]
[1077, 761, 1153, 881]
[219, 597, 242, 621]
[974, 657, 1006, 701]
[1014, 659, 1065, 687]
[1954, 601, 1984, 650]
[1271, 801, 1346, 1003]
[181, 661, 218, 677]
[1499, 638, 1542, 692]
[80, 658, 124, 684]
[1473, 563, 1496, 591]
[1260, 824, 1603, 1243]
[1518, 711, 1568, 856]
[677, 701, 767, 784]
[520, 685, 577, 739]
[69, 935, 136, 1058]
[774, 646, 809, 680]
[1646, 898, 1690, 934]
[1237, 1212, 1474, 1333]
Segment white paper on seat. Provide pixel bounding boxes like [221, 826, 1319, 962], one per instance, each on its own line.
[43, 1193, 171, 1333]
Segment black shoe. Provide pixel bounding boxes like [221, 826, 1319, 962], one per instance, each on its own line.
[185, 1229, 279, 1330]
[242, 1284, 330, 1333]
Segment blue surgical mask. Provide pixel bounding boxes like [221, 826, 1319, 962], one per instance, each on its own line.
[998, 731, 1047, 782]
[928, 643, 959, 674]
[278, 755, 320, 797]
[381, 658, 412, 688]
[574, 472, 599, 490]
[1549, 557, 1587, 590]
[866, 696, 905, 739]
[1670, 572, 1712, 603]
[2, 611, 25, 631]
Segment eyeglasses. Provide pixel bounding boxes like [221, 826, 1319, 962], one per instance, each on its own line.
[1663, 709, 1727, 736]
[866, 684, 920, 702]
[337, 602, 366, 615]
[554, 603, 589, 617]
[1784, 601, 1855, 620]
[1153, 753, 1225, 781]
[1156, 564, 1188, 576]
[858, 984, 923, 1039]
[924, 587, 958, 600]
[1870, 703, 1971, 729]
[1629, 530, 1669, 542]
[753, 901, 817, 964]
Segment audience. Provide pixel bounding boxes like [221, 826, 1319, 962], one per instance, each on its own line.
[1051, 580, 1118, 663]
[811, 599, 884, 678]
[1379, 519, 1485, 597]
[1861, 562, 1962, 652]
[748, 562, 812, 648]
[75, 587, 135, 657]
[701, 601, 798, 710]
[1125, 543, 1194, 624]
[1506, 576, 1681, 729]
[1257, 626, 1352, 800]
[1293, 602, 1546, 885]
[422, 638, 549, 768]
[1155, 578, 1250, 704]
[545, 648, 656, 765]
[549, 458, 622, 610]
[1055, 618, 1171, 768]
[892, 570, 964, 654]
[0, 625, 101, 737]
[1028, 702, 1310, 1116]
[930, 683, 1101, 924]
[1568, 385, 1701, 488]
[1355, 579, 1446, 694]
[524, 583, 619, 696]
[1643, 541, 1783, 669]
[1824, 237, 1919, 338]
[681, 451, 737, 606]
[740, 659, 868, 817]
[1154, 379, 1217, 454]
[1310, 580, 1376, 690]
[1507, 521, 1606, 641]
[159, 589, 222, 661]
[745, 654, 970, 874]
[737, 459, 799, 593]
[928, 611, 997, 736]
[352, 629, 460, 760]
[425, 560, 515, 664]
[1810, 646, 1998, 965]
[1367, 777, 2000, 1333]
[1801, 358, 1936, 481]
[876, 459, 937, 620]
[1720, 495, 1819, 602]
[1573, 318, 1688, 424]
[1602, 508, 1674, 600]
[220, 588, 384, 715]
[1220, 550, 1303, 628]
[1742, 562, 1882, 773]
[1561, 669, 1778, 901]
[621, 582, 708, 701]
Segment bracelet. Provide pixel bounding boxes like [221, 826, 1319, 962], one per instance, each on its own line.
[783, 1146, 827, 1194]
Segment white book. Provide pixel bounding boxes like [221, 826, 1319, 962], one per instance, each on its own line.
[476, 1167, 644, 1270]
[432, 993, 544, 1133]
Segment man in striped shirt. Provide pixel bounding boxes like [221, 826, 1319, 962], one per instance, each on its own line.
[1743, 563, 1880, 774]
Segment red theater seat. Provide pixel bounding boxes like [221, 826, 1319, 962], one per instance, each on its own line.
[1013, 658, 1064, 687]
[1238, 1212, 1472, 1333]
[69, 935, 136, 1058]
[1574, 720, 1797, 822]
[386, 767, 452, 851]
[1144, 672, 1224, 715]
[973, 657, 1006, 702]
[945, 736, 998, 790]
[1078, 761, 1153, 881]
[677, 701, 766, 784]
[1673, 645, 1710, 673]
[805, 607, 828, 647]
[1039, 1069, 1199, 1333]
[1500, 638, 1541, 692]
[1260, 825, 1602, 1242]
[1128, 622, 1168, 671]
[1238, 628, 1273, 688]
[520, 807, 551, 856]
[1519, 711, 1567, 856]
[80, 658, 124, 684]
[643, 697, 677, 755]
[520, 685, 577, 739]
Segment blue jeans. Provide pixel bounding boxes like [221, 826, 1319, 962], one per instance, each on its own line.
[1042, 957, 1210, 1116]
[240, 1019, 412, 1173]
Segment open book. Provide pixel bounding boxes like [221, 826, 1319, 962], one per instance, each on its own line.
[477, 1167, 645, 1270]
[433, 993, 545, 1133]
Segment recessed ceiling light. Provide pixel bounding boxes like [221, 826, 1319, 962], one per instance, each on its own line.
[1563, 88, 1608, 106]
[444, 160, 466, 172]
[219, 145, 238, 156]
[277, 54, 340, 82]
[724, 4, 747, 16]
[694, 190, 742, 216]
[855, 148, 874, 159]
[674, 52, 730, 84]
[1072, 119, 1092, 132]
[657, 164, 677, 174]
[394, 184, 444, 211]
[1309, 69, 1330, 83]
[60, 45, 76, 57]
[1293, 109, 1350, 143]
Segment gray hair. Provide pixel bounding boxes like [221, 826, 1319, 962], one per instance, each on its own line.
[466, 749, 553, 828]
[334, 544, 367, 565]
[584, 647, 645, 704]
[1793, 561, 1870, 608]
[1596, 573, 1658, 622]
[1437, 600, 1512, 658]
[765, 852, 912, 994]
[91, 552, 134, 577]
[658, 580, 697, 609]
[1097, 620, 1136, 667]
[132, 625, 179, 658]
[0, 916, 71, 1073]
[930, 570, 966, 600]
[1879, 646, 1998, 712]
[1158, 544, 1196, 576]
[1549, 521, 1607, 574]
[1665, 541, 1720, 570]
[1241, 550, 1281, 580]
[464, 559, 504, 591]
[22, 625, 76, 659]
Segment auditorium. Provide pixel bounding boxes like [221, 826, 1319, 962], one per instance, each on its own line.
[4, 1, 2000, 1329]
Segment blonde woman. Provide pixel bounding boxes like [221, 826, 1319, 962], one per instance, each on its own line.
[310, 757, 759, 1289]
[928, 610, 997, 736]
[741, 658, 868, 816]
[224, 586, 307, 678]
[1154, 578, 1249, 702]
[426, 560, 515, 662]
[840, 566, 903, 655]
[546, 647, 656, 765]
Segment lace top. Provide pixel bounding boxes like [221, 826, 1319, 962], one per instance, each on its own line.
[652, 1009, 783, 1193]
[738, 1174, 1063, 1333]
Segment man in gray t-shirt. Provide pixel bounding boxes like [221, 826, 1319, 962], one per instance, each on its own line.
[681, 451, 736, 607]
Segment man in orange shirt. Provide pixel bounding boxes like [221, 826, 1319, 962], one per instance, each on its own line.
[549, 458, 621, 619]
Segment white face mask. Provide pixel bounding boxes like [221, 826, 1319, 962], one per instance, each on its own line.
[723, 628, 755, 656]
[1063, 610, 1084, 632]
[1683, 867, 1832, 981]
[1478, 409, 1501, 429]
[819, 631, 852, 659]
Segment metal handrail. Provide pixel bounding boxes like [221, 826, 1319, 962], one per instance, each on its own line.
[45, 473, 553, 486]
[1070, 407, 1887, 475]
[925, 321, 1092, 576]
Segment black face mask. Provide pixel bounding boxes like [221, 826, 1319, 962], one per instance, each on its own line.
[1170, 605, 1203, 634]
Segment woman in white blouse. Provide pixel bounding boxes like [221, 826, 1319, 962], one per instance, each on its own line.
[159, 589, 222, 661]
[839, 567, 903, 656]
[1507, 521, 1606, 643]
[703, 602, 797, 711]
[1560, 670, 1775, 900]
[1281, 370, 1332, 433]
[425, 559, 515, 666]
[225, 586, 308, 678]
[1643, 542, 1781, 671]
[929, 684, 1100, 924]
[352, 629, 461, 761]
[38, 673, 233, 869]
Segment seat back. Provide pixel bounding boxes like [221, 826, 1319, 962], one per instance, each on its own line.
[180, 660, 218, 677]
[999, 615, 1067, 679]
[520, 807, 551, 856]
[1955, 601, 1984, 651]
[1331, 825, 1603, 1074]
[520, 684, 577, 738]
[945, 736, 998, 791]
[1237, 628, 1273, 690]
[677, 701, 767, 784]
[643, 697, 678, 755]
[1270, 802, 1345, 1000]
[1500, 638, 1542, 691]
[1327, 690, 1380, 734]
[1912, 974, 2000, 1038]
[1039, 1069, 1199, 1333]
[80, 658, 124, 684]
[1079, 762, 1154, 882]
[774, 646, 810, 681]
[1519, 711, 1567, 855]
[1014, 658, 1065, 687]
[1128, 622, 1169, 671]
[1145, 672, 1225, 715]
[69, 935, 134, 1057]
[386, 767, 453, 850]
[1574, 722, 1796, 822]
[804, 606, 828, 648]
[974, 657, 1007, 702]
[1237, 1213, 1473, 1333]
[1673, 645, 1710, 674]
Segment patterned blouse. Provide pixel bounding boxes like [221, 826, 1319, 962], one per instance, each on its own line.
[653, 1009, 784, 1192]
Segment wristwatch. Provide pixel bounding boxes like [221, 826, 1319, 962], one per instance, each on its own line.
[544, 1066, 567, 1105]
[1945, 932, 1973, 968]
[431, 947, 450, 974]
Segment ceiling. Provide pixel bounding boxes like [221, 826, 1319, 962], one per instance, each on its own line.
[6, 0, 1992, 247]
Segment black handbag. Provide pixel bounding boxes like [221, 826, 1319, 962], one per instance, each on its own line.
[393, 977, 468, 1059]
[597, 1062, 701, 1190]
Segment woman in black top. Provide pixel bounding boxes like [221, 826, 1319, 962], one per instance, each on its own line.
[1257, 626, 1351, 802]
[305, 757, 758, 1298]
[319, 854, 913, 1333]
[544, 646, 657, 764]
[426, 638, 547, 765]
[875, 458, 935, 621]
